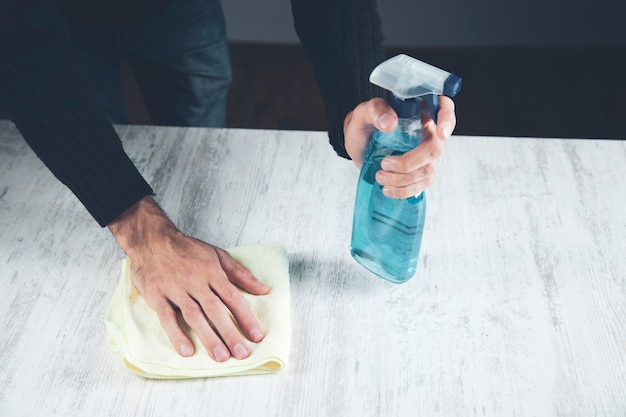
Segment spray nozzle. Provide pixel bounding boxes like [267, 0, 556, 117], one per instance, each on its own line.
[369, 54, 462, 124]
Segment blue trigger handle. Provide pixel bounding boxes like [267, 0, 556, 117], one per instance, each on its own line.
[427, 73, 462, 124]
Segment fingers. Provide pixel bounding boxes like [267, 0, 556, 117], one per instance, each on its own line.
[185, 286, 252, 361]
[376, 117, 446, 199]
[115, 200, 270, 362]
[213, 249, 267, 343]
[151, 281, 262, 362]
[176, 294, 236, 361]
[216, 248, 270, 296]
[145, 289, 234, 361]
[380, 147, 442, 198]
[373, 96, 456, 198]
[210, 276, 266, 344]
[433, 96, 456, 140]
[376, 157, 439, 199]
[152, 298, 196, 357]
[131, 238, 270, 362]
[349, 97, 398, 132]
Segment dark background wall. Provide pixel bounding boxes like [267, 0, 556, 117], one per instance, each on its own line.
[222, 0, 624, 48]
[2, 0, 625, 139]
[221, 0, 626, 139]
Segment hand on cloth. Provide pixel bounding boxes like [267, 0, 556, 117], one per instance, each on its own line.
[108, 196, 270, 362]
[105, 242, 291, 379]
[343, 96, 456, 198]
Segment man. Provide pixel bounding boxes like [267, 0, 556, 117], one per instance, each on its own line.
[0, 0, 456, 362]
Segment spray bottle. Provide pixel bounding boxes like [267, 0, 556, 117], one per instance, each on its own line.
[350, 54, 462, 283]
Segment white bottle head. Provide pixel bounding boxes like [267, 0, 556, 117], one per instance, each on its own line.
[369, 54, 462, 122]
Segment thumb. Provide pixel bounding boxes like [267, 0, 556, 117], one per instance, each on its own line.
[367, 97, 398, 132]
[345, 98, 398, 165]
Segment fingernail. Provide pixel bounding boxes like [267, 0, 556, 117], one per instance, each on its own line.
[233, 343, 249, 359]
[376, 113, 394, 129]
[250, 328, 264, 342]
[441, 122, 453, 138]
[213, 345, 230, 362]
[180, 344, 193, 357]
[381, 159, 392, 171]
[375, 171, 386, 185]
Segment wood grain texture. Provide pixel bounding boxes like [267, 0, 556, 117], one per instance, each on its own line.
[1, 120, 625, 416]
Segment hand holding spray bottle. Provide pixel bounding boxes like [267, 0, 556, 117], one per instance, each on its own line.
[350, 54, 462, 283]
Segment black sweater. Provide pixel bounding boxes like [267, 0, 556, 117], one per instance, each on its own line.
[0, 0, 385, 227]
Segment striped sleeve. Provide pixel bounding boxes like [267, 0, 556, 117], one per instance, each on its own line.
[291, 0, 386, 159]
[0, 0, 153, 227]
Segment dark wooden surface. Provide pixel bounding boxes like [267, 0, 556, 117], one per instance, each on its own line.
[225, 43, 626, 140]
[2, 43, 624, 139]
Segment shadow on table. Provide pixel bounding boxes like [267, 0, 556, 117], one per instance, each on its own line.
[288, 250, 385, 293]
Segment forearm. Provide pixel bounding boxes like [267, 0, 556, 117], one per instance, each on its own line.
[0, 0, 153, 226]
[291, 0, 386, 159]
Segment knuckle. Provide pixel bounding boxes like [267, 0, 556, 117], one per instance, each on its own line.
[422, 163, 436, 176]
[443, 95, 456, 111]
[368, 97, 394, 119]
[429, 142, 444, 159]
[218, 285, 242, 305]
[229, 262, 253, 282]
[394, 157, 410, 173]
[156, 304, 178, 323]
[179, 301, 202, 319]
[369, 97, 388, 109]
[201, 296, 225, 318]
[353, 100, 371, 116]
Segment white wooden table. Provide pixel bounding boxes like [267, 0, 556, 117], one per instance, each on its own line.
[1, 119, 625, 416]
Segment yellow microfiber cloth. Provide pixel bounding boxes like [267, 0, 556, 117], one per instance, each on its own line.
[105, 242, 291, 379]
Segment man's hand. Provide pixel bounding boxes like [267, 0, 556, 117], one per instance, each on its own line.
[344, 96, 456, 198]
[108, 196, 270, 361]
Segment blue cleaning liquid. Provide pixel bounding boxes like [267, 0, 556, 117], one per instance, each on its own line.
[351, 130, 426, 283]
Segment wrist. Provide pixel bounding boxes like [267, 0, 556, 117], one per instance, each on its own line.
[108, 196, 178, 256]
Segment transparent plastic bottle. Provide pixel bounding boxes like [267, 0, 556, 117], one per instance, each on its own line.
[351, 97, 425, 283]
[349, 54, 461, 283]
